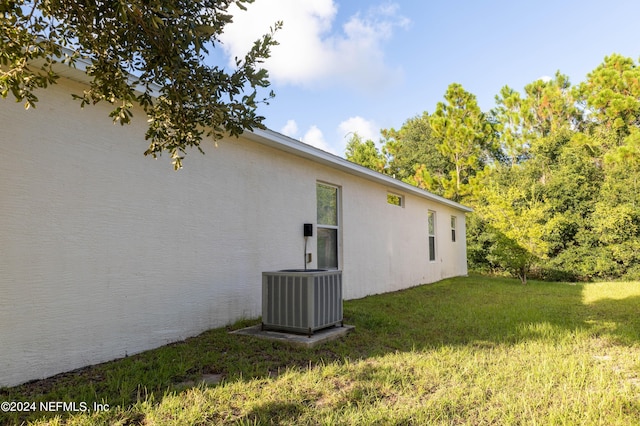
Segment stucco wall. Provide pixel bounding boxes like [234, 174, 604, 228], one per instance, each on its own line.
[0, 77, 467, 387]
[314, 170, 468, 299]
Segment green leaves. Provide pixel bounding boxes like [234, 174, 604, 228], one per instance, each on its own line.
[576, 54, 640, 140]
[380, 112, 452, 191]
[1, 0, 64, 109]
[1, 0, 280, 169]
[430, 83, 493, 201]
[473, 169, 551, 284]
[344, 133, 386, 173]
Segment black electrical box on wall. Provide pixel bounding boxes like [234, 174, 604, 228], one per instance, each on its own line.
[303, 223, 313, 237]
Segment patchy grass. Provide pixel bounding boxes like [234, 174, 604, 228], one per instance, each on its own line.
[2, 275, 640, 425]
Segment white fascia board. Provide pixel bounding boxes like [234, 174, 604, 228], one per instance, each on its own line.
[244, 128, 473, 213]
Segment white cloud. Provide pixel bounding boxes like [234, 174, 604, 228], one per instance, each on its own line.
[338, 116, 379, 143]
[280, 119, 299, 137]
[219, 1, 409, 91]
[302, 125, 337, 154]
[280, 117, 380, 157]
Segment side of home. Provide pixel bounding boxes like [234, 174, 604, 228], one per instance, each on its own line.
[0, 74, 470, 387]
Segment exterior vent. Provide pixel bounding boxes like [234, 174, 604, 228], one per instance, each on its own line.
[262, 270, 343, 336]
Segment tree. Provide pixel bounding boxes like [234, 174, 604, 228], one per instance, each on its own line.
[492, 85, 529, 167]
[474, 171, 551, 284]
[344, 133, 386, 173]
[576, 54, 640, 141]
[381, 113, 450, 181]
[1, 0, 280, 169]
[521, 72, 580, 139]
[584, 130, 640, 280]
[602, 130, 640, 207]
[430, 83, 494, 201]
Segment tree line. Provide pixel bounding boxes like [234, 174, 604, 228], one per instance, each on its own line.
[346, 54, 640, 283]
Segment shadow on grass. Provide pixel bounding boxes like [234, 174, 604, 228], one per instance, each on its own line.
[237, 401, 306, 425]
[343, 275, 640, 352]
[583, 295, 640, 345]
[2, 274, 639, 424]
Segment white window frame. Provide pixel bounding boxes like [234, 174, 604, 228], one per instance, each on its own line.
[428, 210, 436, 262]
[317, 182, 340, 270]
[451, 215, 457, 242]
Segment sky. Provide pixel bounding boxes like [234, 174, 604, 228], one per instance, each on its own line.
[215, 0, 640, 157]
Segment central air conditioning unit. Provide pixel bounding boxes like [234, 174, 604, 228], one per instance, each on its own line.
[262, 269, 343, 336]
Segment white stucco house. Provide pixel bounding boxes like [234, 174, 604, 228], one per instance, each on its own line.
[0, 66, 471, 387]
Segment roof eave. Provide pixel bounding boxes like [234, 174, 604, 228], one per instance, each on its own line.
[243, 128, 474, 213]
[33, 57, 473, 213]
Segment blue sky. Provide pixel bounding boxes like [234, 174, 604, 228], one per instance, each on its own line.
[217, 0, 640, 157]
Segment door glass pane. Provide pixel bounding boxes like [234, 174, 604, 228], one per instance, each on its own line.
[317, 228, 338, 269]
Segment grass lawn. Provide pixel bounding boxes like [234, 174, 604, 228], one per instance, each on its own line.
[2, 274, 640, 425]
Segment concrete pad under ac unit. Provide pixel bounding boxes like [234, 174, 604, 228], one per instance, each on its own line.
[230, 324, 355, 348]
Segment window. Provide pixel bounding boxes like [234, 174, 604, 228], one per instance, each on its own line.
[451, 216, 457, 242]
[317, 183, 339, 269]
[387, 192, 403, 207]
[428, 210, 436, 261]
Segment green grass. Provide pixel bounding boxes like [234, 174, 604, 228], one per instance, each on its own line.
[2, 274, 640, 425]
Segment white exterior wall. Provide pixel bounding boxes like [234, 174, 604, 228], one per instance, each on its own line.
[0, 76, 468, 387]
[312, 172, 468, 299]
